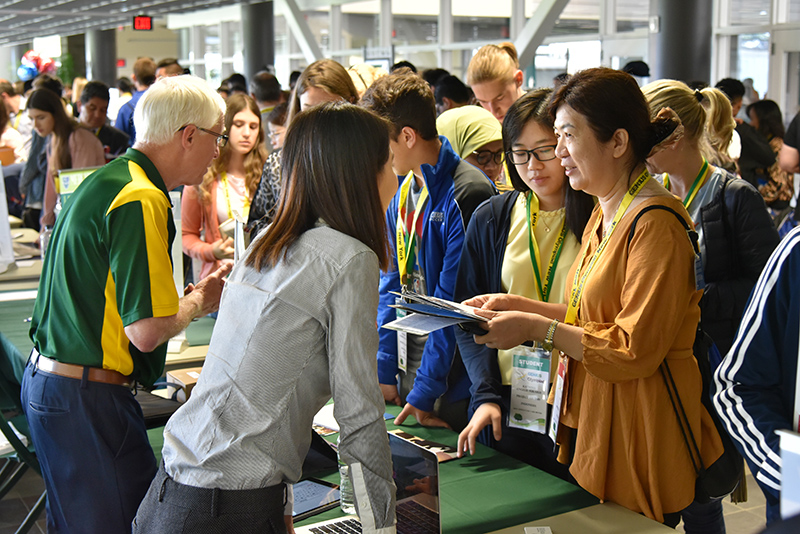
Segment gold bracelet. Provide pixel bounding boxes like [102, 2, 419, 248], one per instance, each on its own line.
[543, 318, 559, 351]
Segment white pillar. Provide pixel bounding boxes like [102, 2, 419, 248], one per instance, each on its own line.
[331, 4, 343, 64]
[438, 0, 452, 70]
[379, 0, 392, 49]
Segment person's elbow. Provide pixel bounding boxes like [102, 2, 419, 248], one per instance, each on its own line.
[778, 146, 800, 173]
[124, 317, 167, 353]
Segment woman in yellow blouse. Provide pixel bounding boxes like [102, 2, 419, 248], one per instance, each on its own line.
[461, 68, 725, 525]
[454, 88, 593, 478]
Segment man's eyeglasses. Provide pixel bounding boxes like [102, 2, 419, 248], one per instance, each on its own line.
[472, 149, 504, 166]
[178, 125, 228, 148]
[506, 145, 558, 165]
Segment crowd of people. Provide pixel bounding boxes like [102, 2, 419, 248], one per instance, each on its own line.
[8, 45, 800, 534]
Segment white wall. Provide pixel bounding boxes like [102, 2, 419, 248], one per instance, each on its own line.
[115, 23, 180, 81]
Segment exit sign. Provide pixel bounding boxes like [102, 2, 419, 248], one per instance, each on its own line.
[133, 15, 152, 31]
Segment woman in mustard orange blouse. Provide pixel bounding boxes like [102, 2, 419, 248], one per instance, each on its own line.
[461, 68, 725, 525]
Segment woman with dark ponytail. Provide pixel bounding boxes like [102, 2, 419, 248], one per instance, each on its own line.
[457, 68, 725, 526]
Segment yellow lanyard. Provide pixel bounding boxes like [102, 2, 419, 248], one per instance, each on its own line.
[94, 125, 102, 138]
[526, 191, 567, 303]
[395, 171, 429, 285]
[13, 112, 21, 130]
[219, 172, 250, 220]
[663, 159, 710, 208]
[564, 169, 651, 325]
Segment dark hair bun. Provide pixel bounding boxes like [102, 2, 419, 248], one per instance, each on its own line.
[650, 107, 682, 149]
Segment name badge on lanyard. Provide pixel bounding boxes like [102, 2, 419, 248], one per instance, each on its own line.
[548, 356, 567, 446]
[396, 297, 408, 373]
[508, 346, 550, 433]
[395, 172, 427, 373]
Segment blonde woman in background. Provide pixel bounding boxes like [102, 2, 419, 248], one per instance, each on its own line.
[436, 105, 506, 187]
[700, 86, 737, 173]
[466, 42, 525, 123]
[642, 80, 779, 357]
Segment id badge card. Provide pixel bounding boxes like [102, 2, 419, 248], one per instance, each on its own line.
[395, 297, 408, 372]
[508, 346, 550, 433]
[548, 356, 567, 447]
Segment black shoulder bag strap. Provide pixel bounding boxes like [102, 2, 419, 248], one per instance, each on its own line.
[626, 205, 706, 476]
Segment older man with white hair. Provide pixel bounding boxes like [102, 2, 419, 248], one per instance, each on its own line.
[21, 75, 232, 534]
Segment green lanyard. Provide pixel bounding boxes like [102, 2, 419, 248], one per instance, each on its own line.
[395, 172, 429, 286]
[525, 191, 567, 303]
[663, 159, 710, 208]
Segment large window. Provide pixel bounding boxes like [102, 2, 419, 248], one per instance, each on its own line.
[729, 0, 770, 26]
[730, 33, 770, 97]
[552, 0, 599, 35]
[792, 2, 800, 23]
[615, 0, 647, 33]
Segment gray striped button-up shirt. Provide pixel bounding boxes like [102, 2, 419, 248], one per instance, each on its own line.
[162, 224, 396, 533]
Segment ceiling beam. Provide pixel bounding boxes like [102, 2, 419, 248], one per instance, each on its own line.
[514, 0, 570, 68]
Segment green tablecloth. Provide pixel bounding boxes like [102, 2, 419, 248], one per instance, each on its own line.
[0, 299, 35, 357]
[147, 405, 598, 534]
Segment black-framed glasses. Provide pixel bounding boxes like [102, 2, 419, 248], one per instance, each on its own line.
[506, 145, 558, 165]
[178, 125, 228, 148]
[472, 149, 504, 166]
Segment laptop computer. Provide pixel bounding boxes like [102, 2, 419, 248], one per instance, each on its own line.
[295, 432, 441, 534]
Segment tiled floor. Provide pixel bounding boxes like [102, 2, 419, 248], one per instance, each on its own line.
[0, 465, 46, 534]
[675, 469, 767, 534]
[0, 466, 769, 534]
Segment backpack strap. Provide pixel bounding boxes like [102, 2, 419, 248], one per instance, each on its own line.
[626, 204, 700, 257]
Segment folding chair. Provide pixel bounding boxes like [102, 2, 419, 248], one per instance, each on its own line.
[0, 336, 46, 534]
[136, 386, 182, 429]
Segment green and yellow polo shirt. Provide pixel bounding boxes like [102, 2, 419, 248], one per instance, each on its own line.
[31, 148, 179, 386]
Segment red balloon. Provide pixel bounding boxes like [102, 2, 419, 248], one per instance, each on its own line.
[40, 58, 56, 74]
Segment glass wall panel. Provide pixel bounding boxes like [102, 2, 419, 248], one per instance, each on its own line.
[393, 16, 439, 46]
[453, 0, 510, 42]
[729, 0, 770, 26]
[453, 16, 511, 42]
[729, 33, 770, 98]
[553, 0, 599, 35]
[395, 50, 439, 71]
[203, 24, 222, 87]
[342, 13, 379, 49]
[790, 2, 800, 23]
[615, 0, 648, 33]
[534, 40, 600, 83]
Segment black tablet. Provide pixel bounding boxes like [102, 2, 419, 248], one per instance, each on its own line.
[292, 478, 341, 522]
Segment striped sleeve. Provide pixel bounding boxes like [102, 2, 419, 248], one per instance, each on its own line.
[713, 225, 800, 499]
[328, 252, 396, 533]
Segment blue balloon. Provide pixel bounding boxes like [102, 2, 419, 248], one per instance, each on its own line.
[17, 63, 37, 81]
